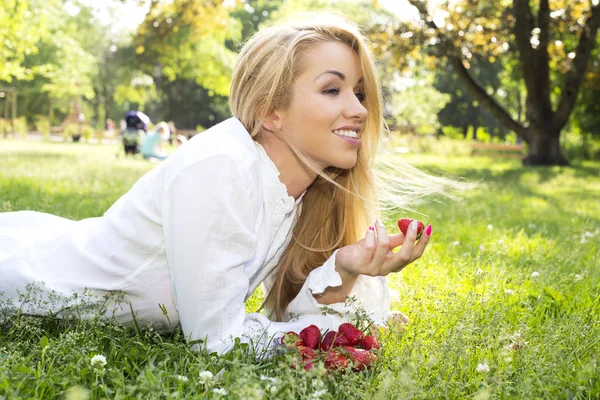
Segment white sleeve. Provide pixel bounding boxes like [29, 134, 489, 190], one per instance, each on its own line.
[284, 250, 391, 326]
[164, 156, 343, 356]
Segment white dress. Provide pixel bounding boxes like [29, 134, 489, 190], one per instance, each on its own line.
[0, 117, 389, 355]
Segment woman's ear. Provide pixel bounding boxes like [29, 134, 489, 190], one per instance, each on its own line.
[261, 111, 282, 133]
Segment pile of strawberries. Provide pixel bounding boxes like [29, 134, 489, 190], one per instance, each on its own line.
[281, 322, 380, 372]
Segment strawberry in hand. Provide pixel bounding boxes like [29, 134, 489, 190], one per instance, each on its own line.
[397, 218, 426, 240]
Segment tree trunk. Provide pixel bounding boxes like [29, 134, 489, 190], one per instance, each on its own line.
[522, 127, 568, 166]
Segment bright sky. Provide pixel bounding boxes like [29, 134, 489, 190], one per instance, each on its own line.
[378, 0, 420, 21]
[66, 0, 422, 38]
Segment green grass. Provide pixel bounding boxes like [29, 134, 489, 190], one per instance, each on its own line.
[1, 140, 599, 399]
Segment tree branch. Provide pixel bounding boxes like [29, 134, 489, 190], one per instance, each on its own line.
[406, 0, 526, 136]
[554, 4, 600, 130]
[449, 56, 526, 136]
[537, 0, 552, 115]
[512, 0, 538, 102]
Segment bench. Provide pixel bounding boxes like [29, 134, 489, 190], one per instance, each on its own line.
[470, 142, 525, 158]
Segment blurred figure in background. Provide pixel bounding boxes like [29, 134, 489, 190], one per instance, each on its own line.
[141, 121, 170, 161]
[167, 121, 177, 145]
[174, 134, 187, 148]
[121, 111, 150, 156]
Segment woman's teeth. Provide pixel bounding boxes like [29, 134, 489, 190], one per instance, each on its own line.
[333, 130, 358, 138]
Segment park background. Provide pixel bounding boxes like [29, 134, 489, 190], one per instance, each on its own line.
[1, 0, 599, 399]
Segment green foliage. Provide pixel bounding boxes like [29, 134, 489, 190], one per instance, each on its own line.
[1, 141, 598, 398]
[35, 116, 51, 139]
[0, 119, 12, 137]
[62, 123, 80, 142]
[133, 1, 242, 98]
[561, 130, 600, 161]
[0, 0, 57, 81]
[392, 81, 451, 135]
[12, 116, 28, 138]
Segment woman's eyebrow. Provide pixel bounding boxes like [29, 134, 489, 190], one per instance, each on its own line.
[314, 69, 346, 81]
[314, 70, 364, 85]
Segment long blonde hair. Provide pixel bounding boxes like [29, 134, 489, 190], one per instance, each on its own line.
[230, 13, 462, 320]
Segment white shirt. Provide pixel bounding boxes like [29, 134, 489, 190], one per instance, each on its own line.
[0, 117, 389, 355]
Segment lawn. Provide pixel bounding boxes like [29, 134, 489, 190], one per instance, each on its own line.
[1, 140, 598, 399]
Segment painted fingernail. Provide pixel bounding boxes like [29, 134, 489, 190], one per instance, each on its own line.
[426, 225, 432, 236]
[410, 220, 418, 231]
[369, 226, 375, 231]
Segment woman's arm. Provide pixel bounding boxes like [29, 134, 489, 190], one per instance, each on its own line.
[163, 156, 342, 355]
[280, 219, 431, 326]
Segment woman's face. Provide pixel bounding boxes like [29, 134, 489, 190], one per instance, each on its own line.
[274, 41, 368, 170]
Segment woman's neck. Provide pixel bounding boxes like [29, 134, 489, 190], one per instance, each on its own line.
[256, 133, 318, 200]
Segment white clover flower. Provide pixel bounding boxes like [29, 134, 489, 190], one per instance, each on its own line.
[476, 363, 490, 373]
[531, 271, 540, 278]
[90, 354, 107, 368]
[508, 332, 528, 350]
[212, 388, 227, 396]
[452, 240, 460, 246]
[176, 375, 189, 382]
[574, 274, 583, 281]
[310, 389, 328, 399]
[199, 370, 214, 385]
[487, 224, 493, 231]
[505, 289, 514, 295]
[498, 239, 504, 245]
[267, 384, 278, 394]
[475, 268, 483, 276]
[479, 245, 486, 251]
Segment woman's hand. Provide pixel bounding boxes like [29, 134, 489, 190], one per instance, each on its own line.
[335, 219, 431, 277]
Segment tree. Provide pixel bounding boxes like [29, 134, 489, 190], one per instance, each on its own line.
[396, 0, 600, 165]
[0, 0, 54, 82]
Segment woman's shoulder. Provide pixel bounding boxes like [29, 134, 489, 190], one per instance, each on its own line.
[179, 118, 258, 166]
[159, 118, 261, 186]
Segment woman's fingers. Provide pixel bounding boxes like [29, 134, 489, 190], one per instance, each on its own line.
[355, 226, 376, 268]
[388, 233, 406, 249]
[369, 219, 390, 274]
[409, 224, 431, 262]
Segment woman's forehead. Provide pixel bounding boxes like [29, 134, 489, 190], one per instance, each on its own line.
[299, 41, 363, 83]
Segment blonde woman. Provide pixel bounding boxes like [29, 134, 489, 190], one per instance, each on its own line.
[0, 14, 441, 355]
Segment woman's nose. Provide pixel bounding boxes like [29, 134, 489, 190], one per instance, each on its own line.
[345, 94, 368, 121]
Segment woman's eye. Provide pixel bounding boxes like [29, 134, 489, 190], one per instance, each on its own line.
[355, 92, 366, 102]
[323, 88, 340, 96]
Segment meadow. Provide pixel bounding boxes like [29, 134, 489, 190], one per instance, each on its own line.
[0, 139, 598, 399]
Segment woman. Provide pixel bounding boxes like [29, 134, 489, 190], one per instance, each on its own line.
[0, 14, 434, 356]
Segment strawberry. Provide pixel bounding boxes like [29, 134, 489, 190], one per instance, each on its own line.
[333, 333, 352, 347]
[324, 350, 349, 371]
[397, 218, 425, 240]
[299, 324, 321, 350]
[359, 335, 380, 350]
[299, 346, 317, 361]
[281, 331, 303, 348]
[342, 346, 377, 372]
[290, 346, 317, 370]
[338, 323, 363, 346]
[320, 331, 338, 351]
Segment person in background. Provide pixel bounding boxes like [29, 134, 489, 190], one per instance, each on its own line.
[174, 134, 187, 148]
[167, 121, 177, 145]
[140, 121, 170, 161]
[121, 111, 150, 156]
